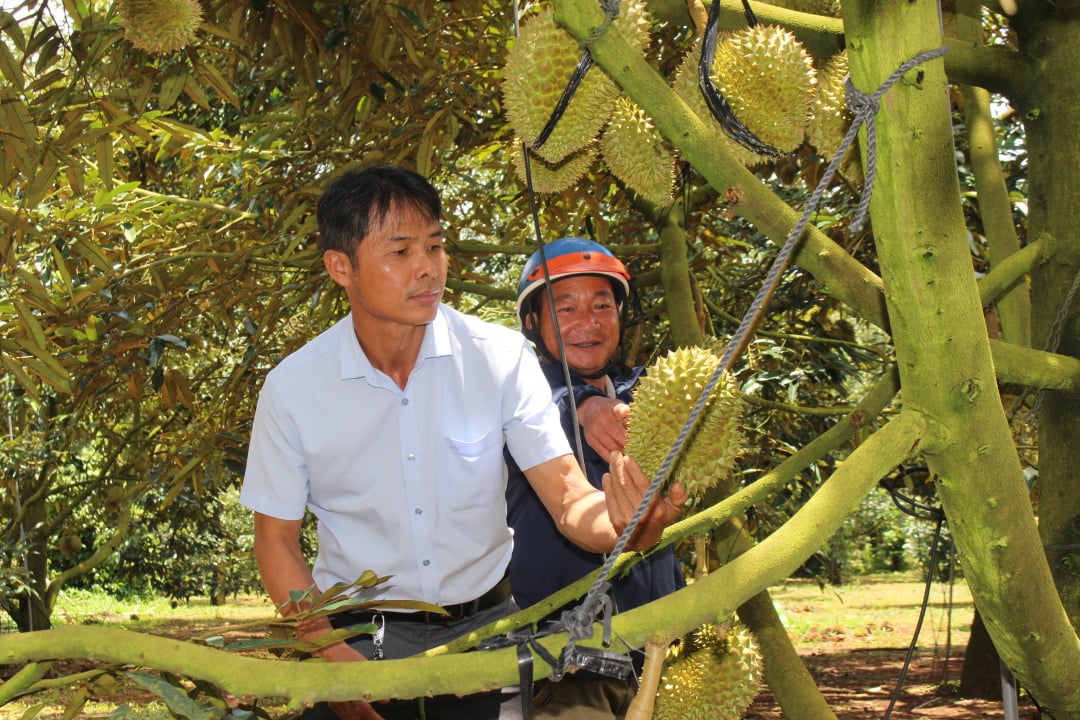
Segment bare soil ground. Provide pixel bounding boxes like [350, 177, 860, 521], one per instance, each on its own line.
[747, 576, 1041, 719]
[748, 648, 1039, 719]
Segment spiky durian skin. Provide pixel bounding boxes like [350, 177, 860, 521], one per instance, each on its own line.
[654, 620, 763, 720]
[624, 345, 744, 498]
[118, 0, 203, 54]
[502, 1, 652, 165]
[510, 138, 596, 194]
[600, 97, 674, 207]
[807, 51, 851, 160]
[673, 25, 816, 167]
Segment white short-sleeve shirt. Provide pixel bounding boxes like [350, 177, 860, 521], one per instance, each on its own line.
[240, 304, 571, 606]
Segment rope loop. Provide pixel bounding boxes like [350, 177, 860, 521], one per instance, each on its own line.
[586, 0, 621, 43]
[845, 46, 948, 232]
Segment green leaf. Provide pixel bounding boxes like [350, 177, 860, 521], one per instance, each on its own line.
[0, 37, 24, 90]
[125, 672, 212, 720]
[13, 300, 47, 349]
[18, 701, 48, 719]
[61, 688, 87, 720]
[392, 4, 425, 29]
[0, 355, 41, 399]
[0, 11, 25, 50]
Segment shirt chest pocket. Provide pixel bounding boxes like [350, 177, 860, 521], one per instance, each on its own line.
[443, 428, 505, 511]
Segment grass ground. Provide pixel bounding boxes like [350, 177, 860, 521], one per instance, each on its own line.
[0, 574, 1037, 719]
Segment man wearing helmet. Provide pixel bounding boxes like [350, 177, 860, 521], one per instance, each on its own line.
[507, 238, 687, 719]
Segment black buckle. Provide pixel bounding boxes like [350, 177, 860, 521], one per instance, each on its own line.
[561, 645, 635, 680]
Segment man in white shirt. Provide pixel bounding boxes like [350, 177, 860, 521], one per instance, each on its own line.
[240, 165, 686, 720]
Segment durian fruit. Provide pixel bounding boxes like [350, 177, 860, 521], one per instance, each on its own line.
[58, 533, 84, 559]
[510, 138, 597, 194]
[118, 0, 203, 54]
[673, 25, 816, 167]
[760, 0, 841, 16]
[806, 50, 851, 161]
[653, 618, 763, 720]
[104, 485, 126, 514]
[624, 345, 743, 498]
[600, 97, 675, 208]
[502, 0, 652, 165]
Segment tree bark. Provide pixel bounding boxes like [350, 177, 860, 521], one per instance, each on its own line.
[844, 0, 1080, 715]
[1015, 3, 1080, 633]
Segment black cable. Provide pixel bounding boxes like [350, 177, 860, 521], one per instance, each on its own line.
[697, 0, 784, 158]
[533, 51, 593, 152]
[882, 512, 945, 720]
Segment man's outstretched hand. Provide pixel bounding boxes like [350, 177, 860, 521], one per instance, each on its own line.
[602, 451, 688, 552]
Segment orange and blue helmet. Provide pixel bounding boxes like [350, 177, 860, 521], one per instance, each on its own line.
[515, 237, 631, 326]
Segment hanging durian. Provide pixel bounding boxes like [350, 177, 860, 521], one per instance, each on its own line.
[600, 97, 675, 208]
[118, 0, 203, 54]
[806, 50, 851, 161]
[673, 25, 816, 167]
[510, 138, 597, 194]
[624, 345, 743, 498]
[653, 618, 763, 720]
[502, 0, 652, 165]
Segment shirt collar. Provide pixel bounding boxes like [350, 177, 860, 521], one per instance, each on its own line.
[338, 306, 451, 380]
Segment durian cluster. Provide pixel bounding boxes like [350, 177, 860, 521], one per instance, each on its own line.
[623, 345, 743, 499]
[653, 619, 763, 720]
[502, 0, 655, 196]
[501, 3, 853, 201]
[118, 0, 203, 54]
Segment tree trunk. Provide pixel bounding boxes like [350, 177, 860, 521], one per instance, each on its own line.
[1016, 3, 1080, 631]
[16, 485, 51, 633]
[844, 0, 1080, 715]
[954, 0, 1032, 688]
[960, 610, 1003, 700]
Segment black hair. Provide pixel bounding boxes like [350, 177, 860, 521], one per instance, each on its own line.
[316, 165, 442, 261]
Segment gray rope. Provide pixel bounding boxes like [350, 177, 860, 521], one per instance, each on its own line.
[552, 45, 950, 678]
[847, 46, 949, 232]
[586, 0, 620, 43]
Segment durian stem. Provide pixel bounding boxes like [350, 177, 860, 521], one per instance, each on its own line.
[686, 0, 707, 37]
[693, 535, 708, 580]
[625, 637, 668, 720]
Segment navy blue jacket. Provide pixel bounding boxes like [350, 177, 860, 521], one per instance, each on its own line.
[505, 361, 685, 621]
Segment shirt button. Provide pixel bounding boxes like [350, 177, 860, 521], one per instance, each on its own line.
[407, 453, 415, 461]
[402, 398, 409, 406]
[422, 559, 430, 566]
[414, 508, 423, 515]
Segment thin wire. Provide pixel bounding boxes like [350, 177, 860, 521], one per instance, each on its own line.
[882, 514, 946, 720]
[513, 2, 588, 475]
[697, 0, 783, 157]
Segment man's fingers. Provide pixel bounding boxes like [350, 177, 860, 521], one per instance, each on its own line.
[666, 481, 689, 511]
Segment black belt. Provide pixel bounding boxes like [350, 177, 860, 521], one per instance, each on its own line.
[334, 573, 512, 625]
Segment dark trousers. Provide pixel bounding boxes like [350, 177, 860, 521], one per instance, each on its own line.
[299, 598, 521, 720]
